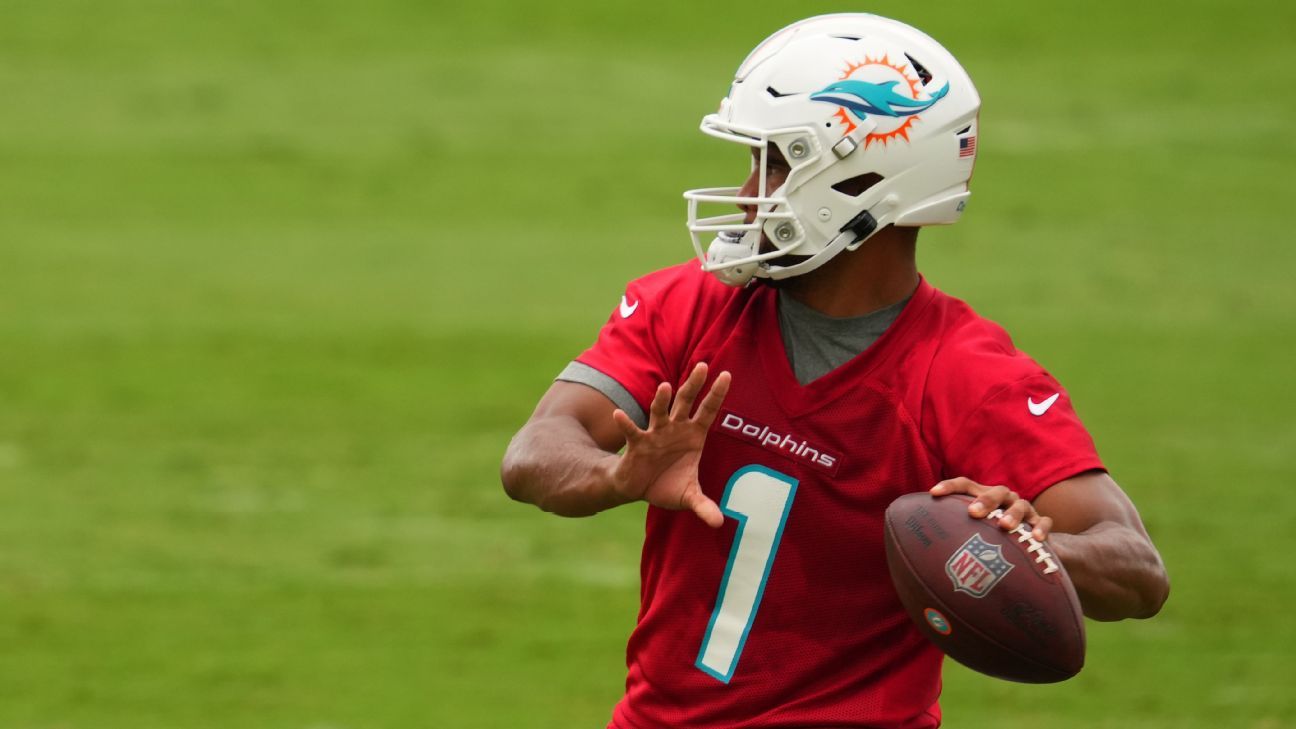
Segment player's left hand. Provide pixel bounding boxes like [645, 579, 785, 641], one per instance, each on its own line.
[930, 477, 1052, 542]
[608, 362, 731, 528]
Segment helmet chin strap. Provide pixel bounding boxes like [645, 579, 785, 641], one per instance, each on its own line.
[706, 208, 883, 285]
[762, 210, 879, 280]
[841, 209, 880, 251]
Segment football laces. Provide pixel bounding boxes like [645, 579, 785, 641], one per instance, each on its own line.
[985, 509, 1061, 575]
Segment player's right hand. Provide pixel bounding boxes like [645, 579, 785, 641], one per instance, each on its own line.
[609, 362, 731, 528]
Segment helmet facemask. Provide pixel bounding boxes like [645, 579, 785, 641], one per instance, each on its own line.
[685, 114, 879, 287]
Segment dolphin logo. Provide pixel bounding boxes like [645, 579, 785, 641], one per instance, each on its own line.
[810, 79, 949, 120]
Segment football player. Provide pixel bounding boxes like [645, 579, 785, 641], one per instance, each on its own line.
[501, 13, 1169, 728]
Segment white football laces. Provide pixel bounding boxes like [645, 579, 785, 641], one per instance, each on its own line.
[985, 509, 1061, 575]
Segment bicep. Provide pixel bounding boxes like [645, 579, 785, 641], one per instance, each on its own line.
[529, 380, 627, 452]
[1033, 471, 1152, 538]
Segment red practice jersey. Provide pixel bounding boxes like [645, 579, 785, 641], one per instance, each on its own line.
[575, 262, 1104, 728]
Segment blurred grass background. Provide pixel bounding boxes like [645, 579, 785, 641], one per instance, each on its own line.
[1, 0, 1293, 727]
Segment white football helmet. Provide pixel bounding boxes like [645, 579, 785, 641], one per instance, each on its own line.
[684, 14, 981, 286]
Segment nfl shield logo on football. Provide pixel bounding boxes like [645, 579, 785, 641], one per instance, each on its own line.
[945, 534, 1014, 598]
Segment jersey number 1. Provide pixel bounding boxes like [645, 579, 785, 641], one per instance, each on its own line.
[695, 465, 798, 683]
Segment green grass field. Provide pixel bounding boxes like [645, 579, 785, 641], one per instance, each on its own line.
[2, 1, 1294, 726]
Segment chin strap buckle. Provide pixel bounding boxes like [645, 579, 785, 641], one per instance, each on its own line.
[840, 210, 878, 249]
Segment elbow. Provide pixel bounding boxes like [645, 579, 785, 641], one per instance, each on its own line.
[499, 438, 530, 504]
[1073, 543, 1171, 622]
[499, 461, 521, 502]
[1130, 546, 1171, 619]
[1137, 569, 1171, 619]
[1103, 564, 1170, 622]
[1085, 581, 1168, 622]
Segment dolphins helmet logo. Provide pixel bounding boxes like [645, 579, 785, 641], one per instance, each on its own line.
[810, 55, 949, 147]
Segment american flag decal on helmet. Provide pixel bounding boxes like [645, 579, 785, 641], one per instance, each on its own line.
[959, 134, 976, 158]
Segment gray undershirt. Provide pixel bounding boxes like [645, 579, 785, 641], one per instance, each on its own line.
[557, 291, 909, 428]
[777, 291, 908, 385]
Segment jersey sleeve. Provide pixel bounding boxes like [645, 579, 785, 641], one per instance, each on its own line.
[939, 372, 1105, 501]
[925, 317, 1105, 502]
[571, 263, 717, 421]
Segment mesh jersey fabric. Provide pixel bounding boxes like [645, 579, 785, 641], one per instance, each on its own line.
[573, 261, 1104, 729]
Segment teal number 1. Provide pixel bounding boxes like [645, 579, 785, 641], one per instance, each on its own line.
[695, 465, 798, 683]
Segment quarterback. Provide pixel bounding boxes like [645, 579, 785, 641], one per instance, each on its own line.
[501, 13, 1168, 728]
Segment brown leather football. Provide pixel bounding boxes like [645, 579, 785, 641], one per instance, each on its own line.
[883, 492, 1085, 683]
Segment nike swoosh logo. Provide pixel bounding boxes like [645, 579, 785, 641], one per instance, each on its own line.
[1028, 393, 1060, 416]
[619, 295, 639, 319]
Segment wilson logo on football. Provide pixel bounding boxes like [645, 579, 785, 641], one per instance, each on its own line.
[945, 534, 1014, 598]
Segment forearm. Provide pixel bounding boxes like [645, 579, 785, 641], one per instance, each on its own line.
[500, 417, 629, 517]
[1050, 521, 1170, 621]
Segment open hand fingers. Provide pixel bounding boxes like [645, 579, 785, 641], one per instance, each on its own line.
[647, 381, 672, 427]
[671, 362, 709, 419]
[692, 371, 731, 426]
[657, 363, 731, 427]
[612, 408, 644, 442]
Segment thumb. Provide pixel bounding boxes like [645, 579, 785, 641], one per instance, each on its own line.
[683, 488, 725, 529]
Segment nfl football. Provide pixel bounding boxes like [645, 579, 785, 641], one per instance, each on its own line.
[883, 493, 1085, 683]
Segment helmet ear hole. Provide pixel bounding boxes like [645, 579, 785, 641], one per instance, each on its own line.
[831, 172, 885, 198]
